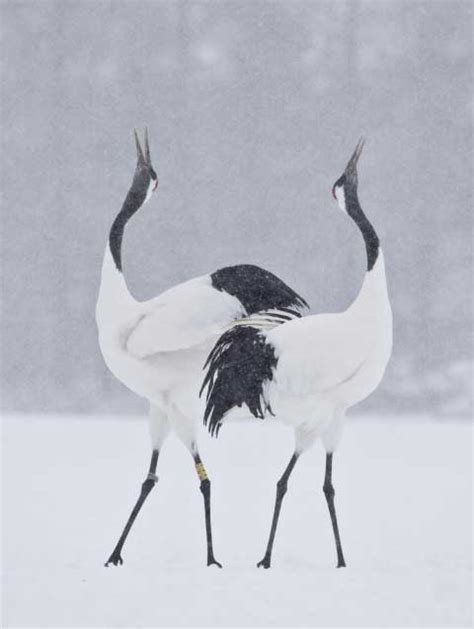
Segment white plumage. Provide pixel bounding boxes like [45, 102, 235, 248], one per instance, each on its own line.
[268, 252, 391, 422]
[97, 257, 243, 395]
[202, 138, 393, 568]
[96, 130, 308, 568]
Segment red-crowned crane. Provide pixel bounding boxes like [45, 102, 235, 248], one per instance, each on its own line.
[201, 139, 393, 568]
[96, 130, 308, 568]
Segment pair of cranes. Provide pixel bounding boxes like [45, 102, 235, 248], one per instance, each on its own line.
[96, 132, 392, 569]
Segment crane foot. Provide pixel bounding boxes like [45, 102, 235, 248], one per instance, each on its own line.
[207, 557, 223, 568]
[256, 556, 271, 569]
[105, 551, 123, 567]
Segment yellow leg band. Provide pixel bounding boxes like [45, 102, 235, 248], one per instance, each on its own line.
[195, 461, 208, 481]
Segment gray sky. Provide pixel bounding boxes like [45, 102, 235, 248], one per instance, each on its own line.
[1, 0, 472, 416]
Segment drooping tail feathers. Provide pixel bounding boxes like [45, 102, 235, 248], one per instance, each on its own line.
[200, 325, 279, 437]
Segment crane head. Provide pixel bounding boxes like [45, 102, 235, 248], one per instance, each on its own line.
[132, 128, 158, 203]
[332, 137, 365, 212]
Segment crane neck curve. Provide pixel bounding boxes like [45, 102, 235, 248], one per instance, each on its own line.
[109, 188, 145, 272]
[348, 247, 390, 319]
[97, 177, 154, 322]
[344, 185, 379, 272]
[343, 186, 390, 320]
[98, 185, 146, 313]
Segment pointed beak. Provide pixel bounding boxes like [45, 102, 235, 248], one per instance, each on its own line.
[134, 128, 147, 167]
[344, 136, 366, 177]
[144, 127, 152, 166]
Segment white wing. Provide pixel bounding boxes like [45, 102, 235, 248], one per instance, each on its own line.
[267, 312, 375, 397]
[126, 275, 245, 358]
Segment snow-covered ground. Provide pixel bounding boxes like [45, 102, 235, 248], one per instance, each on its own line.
[2, 415, 472, 628]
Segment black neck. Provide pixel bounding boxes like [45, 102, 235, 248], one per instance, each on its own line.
[109, 188, 145, 272]
[345, 186, 379, 272]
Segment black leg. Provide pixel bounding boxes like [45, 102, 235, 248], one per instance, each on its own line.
[257, 453, 299, 569]
[105, 449, 159, 567]
[193, 454, 222, 568]
[323, 452, 346, 568]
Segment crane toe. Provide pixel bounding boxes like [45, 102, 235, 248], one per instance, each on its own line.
[256, 556, 271, 569]
[104, 553, 124, 567]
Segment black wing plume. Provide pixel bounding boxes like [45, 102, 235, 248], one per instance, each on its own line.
[200, 326, 278, 437]
[211, 265, 308, 315]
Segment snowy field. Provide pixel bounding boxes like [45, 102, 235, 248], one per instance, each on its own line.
[2, 415, 472, 628]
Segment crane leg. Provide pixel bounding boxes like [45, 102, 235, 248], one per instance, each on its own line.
[105, 449, 159, 567]
[257, 453, 299, 569]
[193, 453, 222, 568]
[323, 452, 346, 567]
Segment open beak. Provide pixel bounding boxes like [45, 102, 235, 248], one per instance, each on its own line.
[134, 128, 152, 168]
[134, 129, 146, 167]
[344, 136, 366, 177]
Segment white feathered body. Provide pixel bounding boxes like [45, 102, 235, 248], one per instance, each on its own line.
[98, 134, 313, 569]
[263, 253, 392, 449]
[199, 251, 392, 450]
[96, 244, 310, 449]
[96, 247, 246, 409]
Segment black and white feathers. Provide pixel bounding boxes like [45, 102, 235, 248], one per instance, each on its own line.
[211, 265, 308, 315]
[98, 131, 311, 432]
[201, 267, 308, 429]
[200, 304, 303, 437]
[201, 325, 278, 436]
[97, 130, 312, 569]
